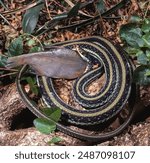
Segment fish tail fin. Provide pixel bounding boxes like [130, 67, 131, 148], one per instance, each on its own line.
[6, 56, 24, 69]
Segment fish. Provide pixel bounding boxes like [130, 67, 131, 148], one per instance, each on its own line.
[6, 47, 87, 79]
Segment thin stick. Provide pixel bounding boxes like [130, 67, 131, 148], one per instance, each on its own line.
[1, 2, 38, 15]
[144, 1, 150, 19]
[0, 72, 17, 78]
[64, 0, 74, 7]
[45, 0, 52, 20]
[0, 67, 18, 72]
[0, 13, 17, 31]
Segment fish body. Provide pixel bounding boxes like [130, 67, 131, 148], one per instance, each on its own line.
[6, 47, 87, 79]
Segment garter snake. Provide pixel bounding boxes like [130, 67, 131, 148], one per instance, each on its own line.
[16, 36, 137, 142]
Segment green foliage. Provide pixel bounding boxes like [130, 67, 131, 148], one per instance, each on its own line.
[25, 38, 42, 52]
[0, 55, 7, 67]
[0, 34, 42, 87]
[133, 66, 150, 85]
[128, 15, 142, 23]
[29, 46, 42, 53]
[26, 39, 36, 46]
[96, 0, 106, 13]
[33, 108, 61, 135]
[0, 37, 23, 80]
[42, 108, 61, 122]
[22, 1, 44, 34]
[7, 35, 42, 60]
[120, 16, 150, 85]
[68, 2, 81, 18]
[48, 136, 63, 145]
[8, 37, 23, 56]
[33, 118, 56, 134]
[142, 19, 150, 33]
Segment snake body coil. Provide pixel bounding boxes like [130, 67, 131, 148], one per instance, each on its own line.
[17, 36, 136, 142]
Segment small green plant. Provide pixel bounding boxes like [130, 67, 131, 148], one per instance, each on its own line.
[33, 107, 61, 135]
[48, 136, 63, 145]
[120, 16, 150, 85]
[34, 108, 63, 144]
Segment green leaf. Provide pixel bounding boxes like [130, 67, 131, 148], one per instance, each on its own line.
[0, 55, 7, 67]
[27, 39, 36, 46]
[129, 28, 142, 37]
[68, 2, 81, 18]
[8, 37, 23, 56]
[125, 47, 140, 55]
[49, 108, 61, 122]
[145, 70, 150, 77]
[29, 46, 41, 53]
[123, 32, 144, 48]
[48, 136, 63, 145]
[96, 0, 106, 13]
[142, 33, 150, 48]
[22, 2, 44, 34]
[33, 118, 56, 134]
[142, 18, 150, 33]
[146, 50, 150, 61]
[25, 76, 38, 95]
[136, 50, 148, 65]
[42, 108, 61, 122]
[129, 15, 142, 23]
[120, 24, 145, 48]
[120, 24, 142, 37]
[133, 66, 150, 85]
